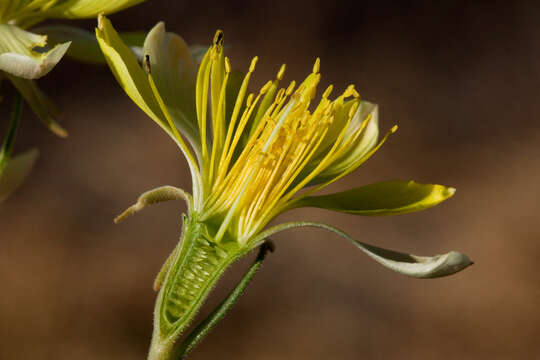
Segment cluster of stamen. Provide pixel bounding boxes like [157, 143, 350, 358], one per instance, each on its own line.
[169, 31, 392, 244]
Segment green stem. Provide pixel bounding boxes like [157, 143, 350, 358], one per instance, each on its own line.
[0, 92, 23, 172]
[174, 241, 274, 359]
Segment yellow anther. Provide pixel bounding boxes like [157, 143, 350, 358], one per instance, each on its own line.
[275, 88, 285, 102]
[246, 93, 254, 107]
[313, 57, 321, 73]
[260, 81, 272, 94]
[285, 81, 296, 95]
[343, 84, 356, 98]
[322, 85, 334, 99]
[390, 125, 398, 133]
[277, 64, 286, 80]
[213, 29, 224, 46]
[249, 56, 259, 72]
[224, 57, 231, 73]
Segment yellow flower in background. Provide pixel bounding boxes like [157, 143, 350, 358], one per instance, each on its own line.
[97, 15, 471, 360]
[0, 0, 145, 136]
[0, 1, 146, 202]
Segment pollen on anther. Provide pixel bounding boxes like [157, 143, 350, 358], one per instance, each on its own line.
[249, 57, 259, 72]
[224, 57, 231, 73]
[390, 125, 398, 133]
[246, 93, 254, 107]
[322, 85, 334, 99]
[343, 85, 357, 98]
[277, 64, 286, 80]
[285, 81, 296, 95]
[312, 58, 321, 73]
[260, 81, 272, 94]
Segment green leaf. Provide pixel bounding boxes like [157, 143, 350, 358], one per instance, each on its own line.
[0, 148, 38, 203]
[36, 25, 146, 64]
[292, 180, 455, 216]
[0, 24, 70, 79]
[250, 221, 472, 278]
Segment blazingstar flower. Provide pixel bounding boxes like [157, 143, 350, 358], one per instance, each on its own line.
[97, 16, 472, 360]
[0, 0, 145, 136]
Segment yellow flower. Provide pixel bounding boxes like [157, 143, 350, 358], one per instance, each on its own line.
[98, 16, 457, 247]
[97, 16, 472, 360]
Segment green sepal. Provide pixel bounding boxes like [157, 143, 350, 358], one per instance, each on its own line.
[114, 185, 192, 223]
[250, 221, 472, 278]
[174, 241, 274, 359]
[291, 180, 455, 216]
[148, 215, 247, 360]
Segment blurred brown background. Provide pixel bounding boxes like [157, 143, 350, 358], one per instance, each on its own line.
[1, 1, 540, 359]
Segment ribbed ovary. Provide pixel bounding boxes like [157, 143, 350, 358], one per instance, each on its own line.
[160, 233, 234, 333]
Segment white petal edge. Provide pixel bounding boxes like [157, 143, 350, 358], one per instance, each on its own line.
[249, 221, 473, 279]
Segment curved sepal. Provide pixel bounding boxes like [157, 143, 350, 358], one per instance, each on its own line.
[291, 180, 455, 216]
[0, 24, 70, 79]
[114, 185, 192, 223]
[250, 221, 472, 278]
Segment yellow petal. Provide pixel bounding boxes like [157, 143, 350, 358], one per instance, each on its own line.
[95, 15, 169, 132]
[292, 180, 455, 216]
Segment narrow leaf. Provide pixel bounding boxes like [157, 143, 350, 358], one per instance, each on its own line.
[250, 222, 472, 278]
